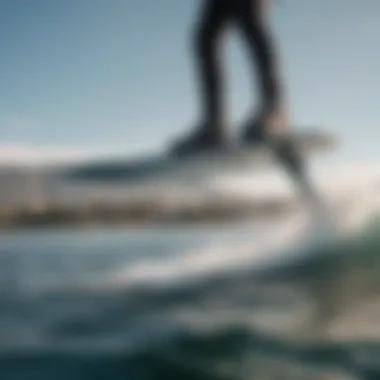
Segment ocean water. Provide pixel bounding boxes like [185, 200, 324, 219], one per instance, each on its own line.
[1, 206, 380, 380]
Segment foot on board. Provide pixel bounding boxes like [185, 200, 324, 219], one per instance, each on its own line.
[169, 124, 230, 158]
[240, 107, 289, 144]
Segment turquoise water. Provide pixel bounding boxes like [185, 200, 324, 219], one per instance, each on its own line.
[1, 214, 380, 379]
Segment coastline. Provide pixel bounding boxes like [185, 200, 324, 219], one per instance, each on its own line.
[0, 198, 294, 231]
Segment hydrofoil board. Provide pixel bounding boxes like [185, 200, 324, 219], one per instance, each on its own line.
[61, 129, 336, 184]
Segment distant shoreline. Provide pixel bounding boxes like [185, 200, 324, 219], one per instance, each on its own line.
[0, 199, 294, 231]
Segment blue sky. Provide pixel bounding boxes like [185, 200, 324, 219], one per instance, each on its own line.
[1, 0, 380, 165]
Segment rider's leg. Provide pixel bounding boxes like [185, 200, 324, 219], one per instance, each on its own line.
[170, 0, 232, 156]
[236, 0, 287, 139]
[194, 0, 232, 135]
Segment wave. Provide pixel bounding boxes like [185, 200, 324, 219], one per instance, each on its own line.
[2, 190, 380, 380]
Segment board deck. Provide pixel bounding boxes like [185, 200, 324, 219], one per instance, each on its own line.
[61, 129, 336, 183]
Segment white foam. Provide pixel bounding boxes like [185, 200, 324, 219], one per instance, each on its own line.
[107, 184, 380, 290]
[84, 215, 309, 290]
